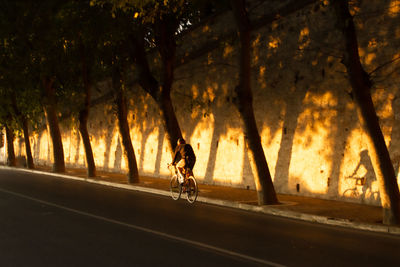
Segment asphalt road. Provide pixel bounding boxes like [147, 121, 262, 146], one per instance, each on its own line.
[0, 169, 399, 267]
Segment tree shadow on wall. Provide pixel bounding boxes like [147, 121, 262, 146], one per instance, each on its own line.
[126, 92, 165, 176]
[174, 55, 243, 185]
[86, 0, 400, 196]
[114, 137, 122, 170]
[74, 129, 81, 164]
[102, 120, 115, 172]
[267, 3, 358, 196]
[172, 0, 334, 189]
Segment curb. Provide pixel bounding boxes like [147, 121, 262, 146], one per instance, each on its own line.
[1, 166, 400, 236]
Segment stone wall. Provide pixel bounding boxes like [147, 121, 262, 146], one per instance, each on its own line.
[1, 0, 400, 206]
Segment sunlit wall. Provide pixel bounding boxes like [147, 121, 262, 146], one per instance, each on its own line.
[4, 0, 400, 206]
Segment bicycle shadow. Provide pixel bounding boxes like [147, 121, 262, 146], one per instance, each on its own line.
[343, 149, 380, 202]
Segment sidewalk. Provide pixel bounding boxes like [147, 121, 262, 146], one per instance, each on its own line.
[3, 165, 400, 235]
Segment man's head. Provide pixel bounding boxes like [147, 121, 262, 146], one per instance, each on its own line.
[177, 138, 186, 145]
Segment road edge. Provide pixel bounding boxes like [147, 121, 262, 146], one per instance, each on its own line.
[1, 165, 399, 236]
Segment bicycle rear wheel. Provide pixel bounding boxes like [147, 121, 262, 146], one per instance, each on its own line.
[170, 175, 182, 200]
[186, 176, 198, 203]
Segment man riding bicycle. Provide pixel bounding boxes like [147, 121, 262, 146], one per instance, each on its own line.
[171, 138, 196, 183]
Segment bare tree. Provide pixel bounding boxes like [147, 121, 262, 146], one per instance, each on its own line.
[230, 0, 278, 205]
[332, 0, 400, 225]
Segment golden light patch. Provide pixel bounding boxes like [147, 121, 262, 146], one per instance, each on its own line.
[189, 114, 215, 178]
[223, 45, 234, 58]
[259, 66, 266, 76]
[213, 128, 244, 185]
[268, 36, 280, 49]
[289, 91, 339, 194]
[364, 53, 376, 65]
[358, 47, 365, 58]
[299, 27, 310, 50]
[142, 128, 160, 173]
[339, 128, 367, 197]
[368, 38, 377, 48]
[258, 66, 267, 88]
[393, 52, 400, 61]
[312, 59, 318, 66]
[388, 1, 400, 16]
[207, 53, 213, 65]
[191, 84, 199, 99]
[205, 86, 216, 102]
[300, 27, 309, 38]
[252, 35, 261, 48]
[260, 118, 284, 180]
[349, 2, 360, 16]
[271, 21, 279, 30]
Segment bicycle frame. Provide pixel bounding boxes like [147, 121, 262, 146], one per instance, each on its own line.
[168, 164, 198, 203]
[168, 164, 189, 182]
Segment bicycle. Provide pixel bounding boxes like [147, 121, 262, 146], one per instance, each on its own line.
[168, 164, 198, 203]
[342, 175, 366, 198]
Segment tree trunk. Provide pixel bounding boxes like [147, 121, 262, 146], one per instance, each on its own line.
[5, 124, 16, 167]
[0, 129, 4, 149]
[10, 91, 34, 169]
[155, 17, 183, 154]
[22, 117, 34, 169]
[79, 44, 96, 177]
[79, 109, 96, 177]
[231, 0, 278, 205]
[157, 92, 183, 155]
[112, 64, 139, 183]
[42, 77, 65, 173]
[130, 30, 183, 154]
[333, 0, 400, 225]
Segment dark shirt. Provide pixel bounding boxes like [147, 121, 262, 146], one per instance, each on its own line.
[172, 143, 196, 165]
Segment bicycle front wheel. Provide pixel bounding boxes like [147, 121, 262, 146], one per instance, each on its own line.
[186, 176, 198, 203]
[170, 175, 182, 200]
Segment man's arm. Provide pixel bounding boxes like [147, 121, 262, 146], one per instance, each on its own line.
[172, 145, 180, 165]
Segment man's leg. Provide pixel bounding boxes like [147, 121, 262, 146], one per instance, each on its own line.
[188, 158, 196, 176]
[177, 159, 186, 184]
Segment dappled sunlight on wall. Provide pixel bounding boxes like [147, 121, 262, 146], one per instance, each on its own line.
[388, 0, 400, 17]
[140, 127, 160, 173]
[260, 119, 284, 181]
[339, 129, 380, 204]
[223, 44, 234, 59]
[359, 47, 376, 66]
[298, 27, 310, 51]
[252, 34, 262, 64]
[213, 127, 244, 185]
[62, 129, 73, 164]
[91, 134, 105, 168]
[159, 135, 173, 176]
[10, 0, 399, 207]
[268, 36, 280, 50]
[398, 171, 400, 187]
[13, 138, 24, 158]
[38, 129, 51, 163]
[63, 127, 85, 166]
[257, 66, 267, 89]
[289, 91, 338, 195]
[93, 121, 118, 170]
[188, 113, 215, 179]
[110, 128, 123, 171]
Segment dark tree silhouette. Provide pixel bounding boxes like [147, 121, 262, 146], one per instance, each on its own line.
[230, 0, 278, 205]
[332, 0, 400, 225]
